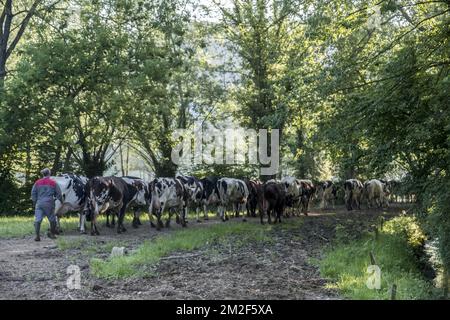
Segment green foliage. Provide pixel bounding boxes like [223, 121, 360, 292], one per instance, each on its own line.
[320, 216, 436, 299]
[383, 215, 427, 248]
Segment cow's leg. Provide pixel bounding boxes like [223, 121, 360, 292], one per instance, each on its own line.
[91, 215, 100, 236]
[275, 209, 280, 223]
[196, 206, 200, 223]
[203, 204, 209, 220]
[148, 208, 156, 229]
[106, 212, 110, 228]
[157, 208, 164, 229]
[240, 203, 247, 222]
[297, 200, 302, 217]
[303, 197, 309, 216]
[117, 206, 126, 234]
[55, 216, 61, 234]
[177, 206, 187, 227]
[165, 205, 175, 228]
[132, 208, 141, 228]
[219, 205, 226, 222]
[137, 208, 142, 225]
[278, 207, 283, 223]
[182, 206, 187, 227]
[132, 211, 138, 228]
[175, 207, 181, 224]
[79, 211, 87, 234]
[166, 209, 172, 228]
[111, 212, 116, 227]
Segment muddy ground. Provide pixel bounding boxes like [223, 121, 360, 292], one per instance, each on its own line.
[0, 205, 407, 300]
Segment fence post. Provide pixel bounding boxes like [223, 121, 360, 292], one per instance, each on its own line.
[370, 251, 377, 265]
[379, 216, 384, 230]
[390, 284, 397, 300]
[444, 268, 448, 299]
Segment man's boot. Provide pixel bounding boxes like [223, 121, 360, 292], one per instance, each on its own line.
[47, 221, 57, 239]
[34, 222, 41, 241]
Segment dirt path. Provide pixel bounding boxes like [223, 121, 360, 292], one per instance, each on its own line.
[0, 205, 406, 300]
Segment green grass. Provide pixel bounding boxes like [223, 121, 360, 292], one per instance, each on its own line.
[0, 209, 229, 239]
[0, 215, 84, 238]
[319, 216, 436, 300]
[90, 221, 275, 279]
[56, 237, 89, 250]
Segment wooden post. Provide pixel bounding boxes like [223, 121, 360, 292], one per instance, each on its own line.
[444, 268, 448, 299]
[379, 216, 384, 230]
[390, 284, 397, 300]
[370, 251, 377, 265]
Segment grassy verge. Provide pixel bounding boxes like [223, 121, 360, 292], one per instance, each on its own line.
[319, 215, 436, 299]
[0, 210, 228, 239]
[90, 221, 276, 279]
[0, 215, 84, 238]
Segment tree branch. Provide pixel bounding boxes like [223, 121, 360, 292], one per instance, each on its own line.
[5, 0, 43, 60]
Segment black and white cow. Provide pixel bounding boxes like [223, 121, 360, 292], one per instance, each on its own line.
[176, 175, 204, 223]
[216, 178, 249, 222]
[260, 180, 286, 224]
[83, 176, 137, 235]
[110, 176, 150, 229]
[148, 177, 187, 230]
[52, 173, 88, 232]
[344, 179, 364, 211]
[199, 176, 220, 220]
[297, 179, 315, 216]
[317, 180, 337, 209]
[280, 176, 301, 216]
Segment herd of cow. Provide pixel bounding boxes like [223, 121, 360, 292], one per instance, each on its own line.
[51, 173, 392, 235]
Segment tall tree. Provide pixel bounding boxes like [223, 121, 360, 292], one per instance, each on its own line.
[0, 0, 65, 89]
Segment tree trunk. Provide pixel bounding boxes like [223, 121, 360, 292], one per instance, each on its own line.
[63, 147, 73, 172]
[81, 151, 107, 178]
[125, 144, 129, 176]
[154, 161, 177, 177]
[83, 160, 106, 178]
[52, 144, 62, 175]
[25, 143, 31, 183]
[0, 60, 5, 92]
[119, 144, 125, 176]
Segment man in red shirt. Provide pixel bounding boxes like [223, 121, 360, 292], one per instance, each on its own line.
[31, 168, 62, 241]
